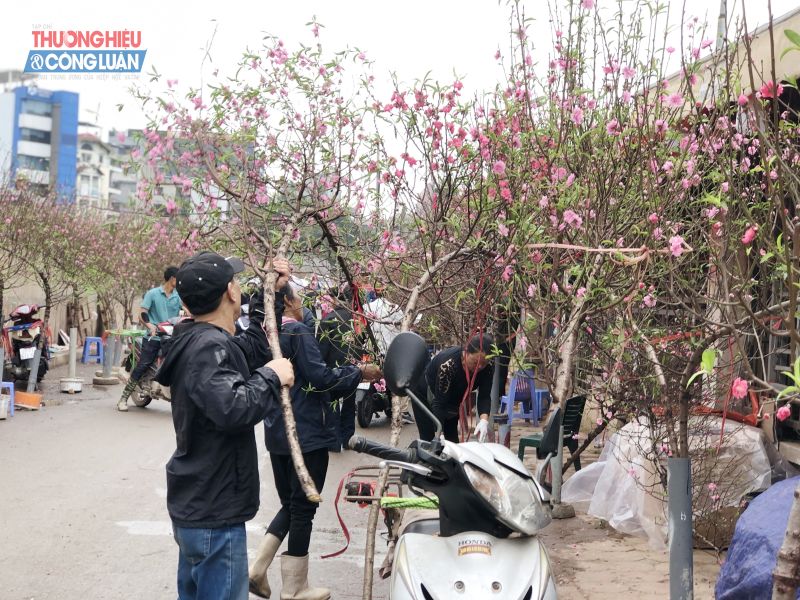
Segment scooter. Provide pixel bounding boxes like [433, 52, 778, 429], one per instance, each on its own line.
[355, 380, 392, 428]
[348, 332, 558, 600]
[122, 318, 181, 407]
[2, 304, 49, 383]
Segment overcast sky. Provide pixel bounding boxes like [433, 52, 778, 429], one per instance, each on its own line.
[2, 0, 798, 136]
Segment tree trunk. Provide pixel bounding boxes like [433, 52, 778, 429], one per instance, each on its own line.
[66, 284, 81, 334]
[361, 394, 405, 599]
[26, 271, 51, 393]
[773, 484, 800, 599]
[262, 273, 321, 503]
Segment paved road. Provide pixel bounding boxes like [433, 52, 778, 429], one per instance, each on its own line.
[0, 362, 416, 599]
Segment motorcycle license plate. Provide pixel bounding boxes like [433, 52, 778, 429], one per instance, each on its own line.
[19, 347, 37, 360]
[357, 382, 371, 390]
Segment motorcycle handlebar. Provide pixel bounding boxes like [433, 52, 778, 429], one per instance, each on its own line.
[348, 436, 415, 463]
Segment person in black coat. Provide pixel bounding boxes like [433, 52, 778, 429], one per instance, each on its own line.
[155, 252, 294, 600]
[316, 285, 366, 449]
[412, 334, 494, 443]
[248, 285, 381, 599]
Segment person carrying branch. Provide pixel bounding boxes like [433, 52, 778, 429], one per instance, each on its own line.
[154, 251, 294, 600]
[249, 283, 381, 599]
[413, 334, 494, 443]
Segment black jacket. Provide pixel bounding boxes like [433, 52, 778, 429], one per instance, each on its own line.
[425, 346, 493, 422]
[317, 306, 358, 368]
[264, 320, 362, 454]
[155, 290, 284, 528]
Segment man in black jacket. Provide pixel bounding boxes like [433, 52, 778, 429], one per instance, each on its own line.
[412, 334, 494, 443]
[155, 251, 294, 600]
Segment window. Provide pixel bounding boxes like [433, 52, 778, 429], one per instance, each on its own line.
[17, 154, 49, 171]
[80, 143, 93, 151]
[19, 128, 51, 144]
[81, 152, 92, 163]
[90, 176, 100, 198]
[80, 175, 90, 196]
[20, 99, 52, 117]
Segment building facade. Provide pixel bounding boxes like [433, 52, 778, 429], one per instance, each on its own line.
[76, 133, 117, 213]
[0, 86, 79, 198]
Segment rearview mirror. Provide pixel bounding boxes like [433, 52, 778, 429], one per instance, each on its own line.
[384, 332, 428, 397]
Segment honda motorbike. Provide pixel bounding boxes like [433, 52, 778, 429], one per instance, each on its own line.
[122, 319, 181, 407]
[2, 304, 49, 383]
[348, 332, 557, 600]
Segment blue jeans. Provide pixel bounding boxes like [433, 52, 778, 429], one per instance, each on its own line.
[172, 523, 248, 600]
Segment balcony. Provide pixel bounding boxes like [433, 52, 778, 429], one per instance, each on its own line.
[17, 140, 50, 158]
[18, 113, 52, 132]
[16, 168, 49, 184]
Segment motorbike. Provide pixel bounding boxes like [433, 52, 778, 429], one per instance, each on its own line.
[348, 332, 557, 600]
[2, 304, 49, 383]
[122, 318, 181, 407]
[355, 380, 392, 428]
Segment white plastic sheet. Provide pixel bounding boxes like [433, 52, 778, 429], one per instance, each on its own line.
[562, 416, 772, 549]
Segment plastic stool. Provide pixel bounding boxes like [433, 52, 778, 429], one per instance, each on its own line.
[0, 381, 14, 417]
[82, 337, 104, 364]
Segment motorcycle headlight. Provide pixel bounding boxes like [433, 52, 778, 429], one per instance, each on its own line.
[464, 462, 551, 535]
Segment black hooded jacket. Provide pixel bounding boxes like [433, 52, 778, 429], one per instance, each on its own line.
[264, 319, 362, 455]
[155, 290, 284, 528]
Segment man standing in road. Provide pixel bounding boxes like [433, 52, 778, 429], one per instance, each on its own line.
[154, 251, 294, 600]
[117, 266, 182, 412]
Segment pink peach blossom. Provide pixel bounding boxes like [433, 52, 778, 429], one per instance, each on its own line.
[731, 377, 749, 400]
[668, 235, 685, 257]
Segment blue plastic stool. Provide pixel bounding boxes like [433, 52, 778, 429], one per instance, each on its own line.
[0, 381, 14, 417]
[82, 337, 104, 364]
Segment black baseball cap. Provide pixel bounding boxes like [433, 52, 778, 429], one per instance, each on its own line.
[176, 251, 245, 315]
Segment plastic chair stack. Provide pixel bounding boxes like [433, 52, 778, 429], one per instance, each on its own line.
[0, 381, 14, 417]
[81, 336, 104, 364]
[498, 370, 550, 426]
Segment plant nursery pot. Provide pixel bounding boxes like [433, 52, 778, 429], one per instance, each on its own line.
[15, 391, 42, 410]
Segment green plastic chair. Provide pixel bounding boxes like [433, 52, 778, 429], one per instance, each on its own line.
[517, 395, 587, 471]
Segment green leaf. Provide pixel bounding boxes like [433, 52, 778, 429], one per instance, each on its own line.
[700, 348, 717, 374]
[687, 370, 704, 387]
[785, 29, 800, 48]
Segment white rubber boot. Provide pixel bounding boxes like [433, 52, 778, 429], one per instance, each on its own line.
[249, 533, 282, 598]
[280, 553, 331, 600]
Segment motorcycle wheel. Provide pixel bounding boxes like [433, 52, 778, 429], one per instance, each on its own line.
[130, 387, 152, 408]
[356, 392, 373, 429]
